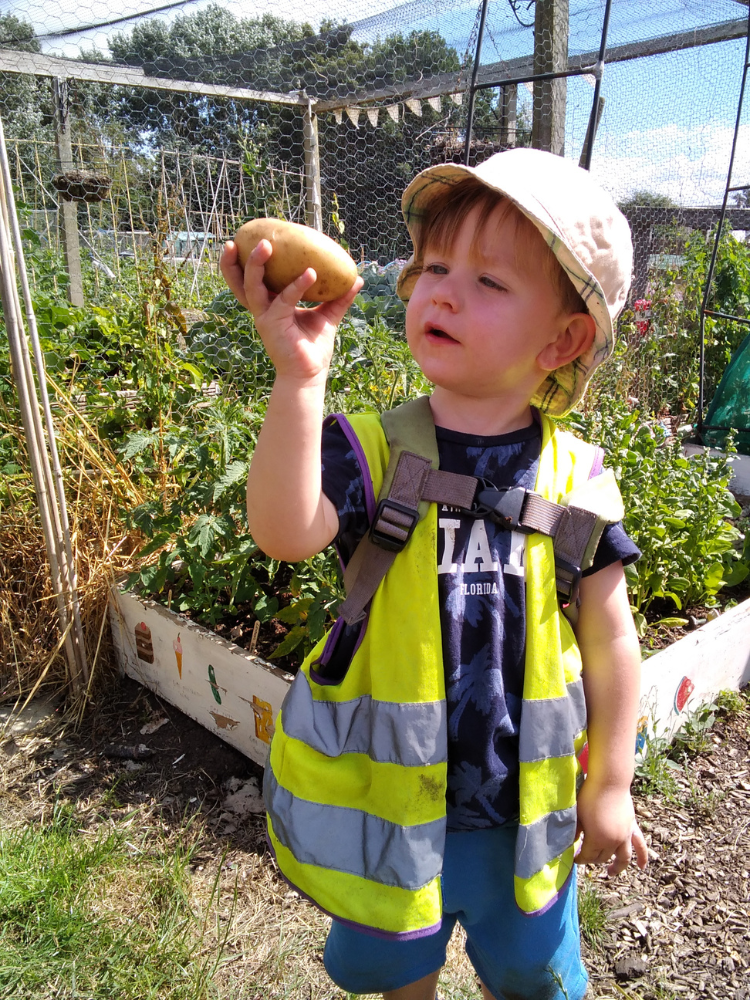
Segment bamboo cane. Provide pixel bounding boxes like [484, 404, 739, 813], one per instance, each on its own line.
[0, 114, 88, 694]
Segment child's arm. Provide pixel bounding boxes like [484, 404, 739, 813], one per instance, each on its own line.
[573, 561, 649, 875]
[220, 238, 363, 562]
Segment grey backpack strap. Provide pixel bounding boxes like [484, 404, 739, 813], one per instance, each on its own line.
[339, 397, 442, 625]
[337, 398, 621, 625]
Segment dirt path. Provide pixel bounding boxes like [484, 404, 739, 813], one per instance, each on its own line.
[583, 697, 750, 1000]
[1, 678, 748, 999]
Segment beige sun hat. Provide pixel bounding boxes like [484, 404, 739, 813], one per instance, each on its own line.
[397, 147, 633, 417]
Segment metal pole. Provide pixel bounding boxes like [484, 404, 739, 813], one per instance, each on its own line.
[581, 0, 614, 170]
[464, 0, 490, 166]
[697, 2, 750, 436]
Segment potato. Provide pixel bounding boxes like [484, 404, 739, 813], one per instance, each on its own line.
[233, 218, 358, 302]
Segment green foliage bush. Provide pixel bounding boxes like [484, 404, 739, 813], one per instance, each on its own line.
[596, 223, 750, 419]
[3, 229, 750, 665]
[569, 397, 748, 633]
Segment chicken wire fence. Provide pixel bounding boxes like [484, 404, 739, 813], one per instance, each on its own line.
[0, 0, 749, 411]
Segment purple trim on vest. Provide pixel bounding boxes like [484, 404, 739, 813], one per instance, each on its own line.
[589, 446, 605, 479]
[309, 610, 370, 685]
[265, 831, 443, 940]
[326, 412, 377, 523]
[515, 863, 574, 918]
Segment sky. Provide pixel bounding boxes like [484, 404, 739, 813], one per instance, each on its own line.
[2, 0, 748, 205]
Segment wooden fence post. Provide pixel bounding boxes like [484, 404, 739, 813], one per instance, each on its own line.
[303, 97, 322, 232]
[52, 78, 84, 307]
[532, 0, 569, 156]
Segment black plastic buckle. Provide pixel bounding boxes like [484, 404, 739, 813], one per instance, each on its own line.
[471, 484, 535, 533]
[370, 498, 420, 552]
[556, 557, 583, 605]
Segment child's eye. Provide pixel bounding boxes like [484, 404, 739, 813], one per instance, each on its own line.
[424, 262, 448, 275]
[480, 276, 505, 291]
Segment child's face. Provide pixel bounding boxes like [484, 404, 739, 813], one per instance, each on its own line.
[405, 203, 571, 403]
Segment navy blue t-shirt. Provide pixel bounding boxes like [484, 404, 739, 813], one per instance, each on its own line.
[321, 414, 640, 831]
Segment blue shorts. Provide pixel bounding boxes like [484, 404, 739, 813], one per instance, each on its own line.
[323, 825, 588, 1000]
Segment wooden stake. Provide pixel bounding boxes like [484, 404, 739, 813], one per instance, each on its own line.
[52, 78, 84, 306]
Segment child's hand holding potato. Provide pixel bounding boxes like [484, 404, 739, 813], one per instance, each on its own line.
[220, 219, 363, 385]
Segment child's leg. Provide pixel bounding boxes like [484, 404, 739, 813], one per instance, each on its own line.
[323, 915, 455, 996]
[442, 826, 588, 1000]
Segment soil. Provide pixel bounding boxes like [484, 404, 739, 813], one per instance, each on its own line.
[1, 676, 749, 999]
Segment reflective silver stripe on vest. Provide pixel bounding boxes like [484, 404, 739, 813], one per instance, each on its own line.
[281, 671, 448, 767]
[265, 767, 446, 890]
[518, 680, 587, 763]
[515, 804, 577, 879]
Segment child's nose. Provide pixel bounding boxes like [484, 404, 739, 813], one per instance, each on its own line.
[431, 273, 461, 309]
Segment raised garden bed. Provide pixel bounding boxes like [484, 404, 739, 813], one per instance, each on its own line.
[110, 585, 750, 766]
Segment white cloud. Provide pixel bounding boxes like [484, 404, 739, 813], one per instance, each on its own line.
[590, 122, 750, 207]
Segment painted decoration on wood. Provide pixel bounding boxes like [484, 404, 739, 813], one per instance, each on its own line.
[208, 663, 222, 704]
[135, 622, 154, 663]
[252, 695, 274, 743]
[674, 676, 695, 714]
[173, 633, 183, 677]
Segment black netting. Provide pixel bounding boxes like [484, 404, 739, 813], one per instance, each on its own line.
[0, 0, 748, 411]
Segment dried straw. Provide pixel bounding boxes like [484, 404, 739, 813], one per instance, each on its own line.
[0, 394, 145, 712]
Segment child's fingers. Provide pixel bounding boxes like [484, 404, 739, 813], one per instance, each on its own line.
[220, 241, 248, 307]
[315, 275, 364, 326]
[242, 240, 275, 315]
[605, 839, 633, 876]
[630, 822, 649, 870]
[274, 267, 318, 307]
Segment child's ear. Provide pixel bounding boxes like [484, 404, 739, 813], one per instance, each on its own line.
[537, 313, 597, 372]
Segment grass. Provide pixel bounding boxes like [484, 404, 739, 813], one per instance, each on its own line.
[577, 876, 608, 951]
[0, 802, 225, 1000]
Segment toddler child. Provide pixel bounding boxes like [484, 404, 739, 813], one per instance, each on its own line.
[221, 147, 649, 1000]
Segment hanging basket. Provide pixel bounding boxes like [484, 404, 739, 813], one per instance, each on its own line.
[51, 170, 112, 203]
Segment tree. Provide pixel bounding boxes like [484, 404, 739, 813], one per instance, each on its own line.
[0, 15, 54, 141]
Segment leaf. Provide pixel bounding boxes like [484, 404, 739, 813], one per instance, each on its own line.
[307, 603, 327, 642]
[275, 598, 314, 624]
[213, 460, 249, 503]
[632, 612, 647, 638]
[652, 617, 689, 628]
[179, 360, 205, 386]
[136, 532, 172, 559]
[121, 430, 157, 461]
[253, 594, 279, 622]
[188, 513, 234, 558]
[270, 625, 306, 658]
[723, 561, 749, 588]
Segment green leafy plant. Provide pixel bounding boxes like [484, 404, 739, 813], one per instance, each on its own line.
[577, 877, 608, 950]
[569, 397, 748, 629]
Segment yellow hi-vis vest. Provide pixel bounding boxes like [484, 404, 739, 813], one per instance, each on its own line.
[264, 408, 625, 937]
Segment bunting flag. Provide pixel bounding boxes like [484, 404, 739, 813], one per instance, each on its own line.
[583, 73, 597, 88]
[330, 94, 463, 128]
[523, 81, 534, 94]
